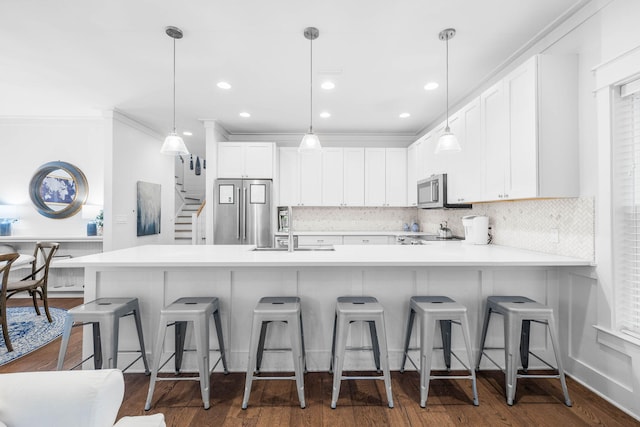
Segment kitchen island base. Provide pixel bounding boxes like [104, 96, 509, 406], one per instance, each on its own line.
[82, 264, 579, 374]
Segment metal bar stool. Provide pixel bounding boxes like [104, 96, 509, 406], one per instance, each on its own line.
[57, 297, 150, 373]
[330, 296, 393, 409]
[476, 295, 572, 406]
[242, 296, 306, 409]
[145, 297, 228, 410]
[400, 296, 479, 407]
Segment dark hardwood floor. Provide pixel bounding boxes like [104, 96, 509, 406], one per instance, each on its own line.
[2, 298, 638, 426]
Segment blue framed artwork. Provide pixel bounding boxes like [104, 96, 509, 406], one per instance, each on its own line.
[29, 161, 88, 219]
[137, 181, 161, 236]
[39, 174, 76, 204]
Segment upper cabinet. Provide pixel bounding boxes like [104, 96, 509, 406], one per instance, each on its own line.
[278, 147, 322, 206]
[217, 142, 274, 179]
[322, 147, 365, 206]
[482, 55, 578, 201]
[407, 139, 426, 206]
[448, 98, 482, 203]
[364, 148, 407, 207]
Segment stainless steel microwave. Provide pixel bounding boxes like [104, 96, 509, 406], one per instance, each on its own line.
[417, 174, 472, 209]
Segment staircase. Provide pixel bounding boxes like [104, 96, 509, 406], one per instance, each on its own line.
[174, 155, 206, 244]
[175, 198, 201, 244]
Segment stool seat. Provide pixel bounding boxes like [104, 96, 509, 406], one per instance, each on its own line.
[57, 297, 149, 373]
[242, 296, 306, 409]
[401, 296, 478, 407]
[145, 297, 228, 411]
[477, 295, 571, 406]
[330, 296, 393, 409]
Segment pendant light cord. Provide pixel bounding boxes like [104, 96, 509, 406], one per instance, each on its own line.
[309, 35, 313, 134]
[445, 36, 449, 131]
[172, 37, 177, 134]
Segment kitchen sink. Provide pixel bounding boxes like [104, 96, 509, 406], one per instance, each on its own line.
[252, 245, 335, 252]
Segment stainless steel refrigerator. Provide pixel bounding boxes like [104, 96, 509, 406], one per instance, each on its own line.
[213, 179, 272, 247]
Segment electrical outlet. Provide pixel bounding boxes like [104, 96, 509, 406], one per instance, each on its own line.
[550, 228, 559, 243]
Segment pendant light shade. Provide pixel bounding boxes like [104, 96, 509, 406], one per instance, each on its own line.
[161, 132, 189, 155]
[300, 132, 321, 150]
[435, 28, 461, 154]
[299, 27, 321, 152]
[160, 26, 189, 156]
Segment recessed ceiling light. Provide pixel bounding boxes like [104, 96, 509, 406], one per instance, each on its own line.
[217, 81, 232, 89]
[399, 113, 411, 119]
[320, 112, 331, 118]
[321, 81, 335, 90]
[424, 82, 439, 91]
[183, 131, 193, 136]
[239, 112, 251, 118]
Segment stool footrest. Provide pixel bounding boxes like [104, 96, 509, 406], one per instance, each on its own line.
[251, 375, 297, 381]
[155, 376, 203, 382]
[430, 374, 475, 380]
[341, 375, 385, 381]
[260, 347, 293, 352]
[518, 373, 561, 379]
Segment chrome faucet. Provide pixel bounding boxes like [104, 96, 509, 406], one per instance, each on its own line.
[287, 206, 294, 252]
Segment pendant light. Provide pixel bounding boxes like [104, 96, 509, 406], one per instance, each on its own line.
[299, 27, 321, 151]
[435, 28, 461, 154]
[160, 26, 189, 156]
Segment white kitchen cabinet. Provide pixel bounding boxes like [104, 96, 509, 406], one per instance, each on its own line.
[278, 147, 299, 206]
[298, 235, 343, 246]
[342, 235, 390, 245]
[447, 98, 483, 203]
[322, 147, 365, 206]
[482, 55, 578, 201]
[385, 148, 407, 206]
[322, 148, 344, 206]
[217, 142, 274, 179]
[299, 150, 322, 205]
[343, 148, 365, 206]
[407, 142, 418, 206]
[365, 148, 386, 206]
[481, 81, 508, 200]
[407, 140, 427, 206]
[277, 147, 322, 206]
[365, 148, 407, 207]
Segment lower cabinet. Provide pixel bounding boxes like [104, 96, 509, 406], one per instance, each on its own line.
[297, 235, 343, 246]
[342, 235, 392, 245]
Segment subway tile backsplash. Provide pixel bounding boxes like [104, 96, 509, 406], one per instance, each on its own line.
[290, 197, 594, 261]
[292, 207, 419, 232]
[417, 197, 594, 261]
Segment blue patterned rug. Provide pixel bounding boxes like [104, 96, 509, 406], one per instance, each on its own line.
[0, 307, 67, 366]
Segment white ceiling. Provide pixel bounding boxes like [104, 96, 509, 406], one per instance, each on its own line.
[1, 0, 588, 153]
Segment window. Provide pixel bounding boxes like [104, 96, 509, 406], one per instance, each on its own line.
[613, 77, 640, 339]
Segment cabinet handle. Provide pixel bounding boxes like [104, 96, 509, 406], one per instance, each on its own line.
[363, 239, 369, 243]
[317, 239, 324, 243]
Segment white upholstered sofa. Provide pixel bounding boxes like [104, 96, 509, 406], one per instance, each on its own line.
[0, 369, 165, 427]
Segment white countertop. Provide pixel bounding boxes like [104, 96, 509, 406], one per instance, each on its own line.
[274, 231, 433, 236]
[58, 243, 593, 268]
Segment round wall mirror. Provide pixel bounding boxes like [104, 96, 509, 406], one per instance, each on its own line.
[29, 161, 88, 219]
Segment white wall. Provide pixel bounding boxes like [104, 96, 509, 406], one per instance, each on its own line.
[0, 117, 105, 237]
[103, 111, 175, 251]
[556, 0, 640, 419]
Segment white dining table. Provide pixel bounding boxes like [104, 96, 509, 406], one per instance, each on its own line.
[0, 253, 35, 269]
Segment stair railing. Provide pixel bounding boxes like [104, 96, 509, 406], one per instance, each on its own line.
[192, 200, 207, 245]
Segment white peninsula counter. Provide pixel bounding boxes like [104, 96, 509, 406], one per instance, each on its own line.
[61, 243, 592, 373]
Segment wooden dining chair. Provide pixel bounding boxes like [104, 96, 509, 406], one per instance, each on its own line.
[5, 242, 59, 323]
[1, 252, 20, 352]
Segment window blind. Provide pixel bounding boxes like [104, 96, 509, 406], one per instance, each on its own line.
[614, 77, 640, 339]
